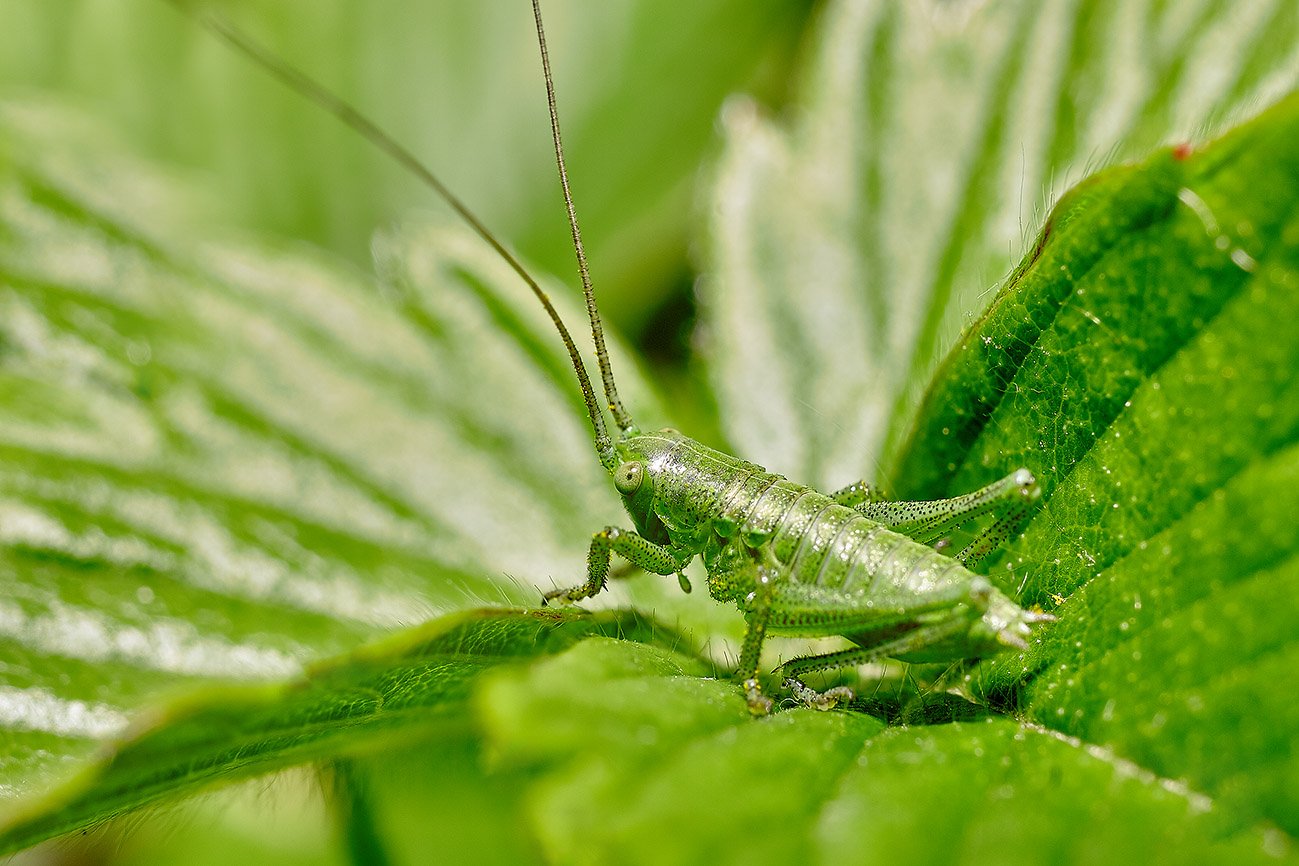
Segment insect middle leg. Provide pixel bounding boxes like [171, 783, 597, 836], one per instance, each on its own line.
[835, 469, 1040, 567]
[736, 560, 777, 716]
[542, 527, 690, 604]
[705, 539, 791, 715]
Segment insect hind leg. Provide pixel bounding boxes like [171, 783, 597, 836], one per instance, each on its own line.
[848, 469, 1040, 554]
[829, 481, 889, 508]
[955, 497, 1038, 568]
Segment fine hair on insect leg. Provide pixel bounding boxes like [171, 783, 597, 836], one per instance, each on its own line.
[173, 0, 1054, 716]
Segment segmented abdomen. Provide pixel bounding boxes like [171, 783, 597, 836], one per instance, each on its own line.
[728, 475, 968, 595]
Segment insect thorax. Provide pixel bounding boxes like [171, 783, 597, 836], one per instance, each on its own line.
[615, 429, 775, 541]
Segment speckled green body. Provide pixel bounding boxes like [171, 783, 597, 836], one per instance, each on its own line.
[612, 429, 1040, 671]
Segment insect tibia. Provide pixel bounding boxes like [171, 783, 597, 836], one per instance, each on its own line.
[849, 467, 1040, 555]
[543, 526, 687, 605]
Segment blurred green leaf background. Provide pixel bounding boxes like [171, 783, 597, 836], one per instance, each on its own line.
[0, 0, 1297, 864]
[0, 0, 808, 383]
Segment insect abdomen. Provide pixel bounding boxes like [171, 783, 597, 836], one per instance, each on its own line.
[668, 437, 976, 603]
[733, 478, 970, 596]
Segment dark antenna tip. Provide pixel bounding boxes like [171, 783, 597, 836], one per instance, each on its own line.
[530, 0, 637, 437]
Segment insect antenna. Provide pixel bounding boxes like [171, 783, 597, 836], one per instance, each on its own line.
[529, 0, 637, 437]
[160, 0, 619, 469]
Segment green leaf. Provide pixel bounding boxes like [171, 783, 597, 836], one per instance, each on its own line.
[0, 608, 683, 854]
[351, 638, 1280, 866]
[900, 92, 1299, 835]
[0, 0, 807, 334]
[702, 0, 1299, 489]
[0, 95, 675, 804]
[1, 0, 1297, 862]
[440, 90, 1297, 866]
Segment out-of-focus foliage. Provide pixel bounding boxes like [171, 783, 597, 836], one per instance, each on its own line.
[0, 1, 1296, 863]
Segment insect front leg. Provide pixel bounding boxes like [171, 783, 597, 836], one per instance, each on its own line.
[542, 527, 690, 604]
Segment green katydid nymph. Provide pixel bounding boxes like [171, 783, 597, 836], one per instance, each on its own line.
[175, 0, 1054, 715]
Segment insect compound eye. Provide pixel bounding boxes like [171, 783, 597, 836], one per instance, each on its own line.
[613, 461, 645, 495]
